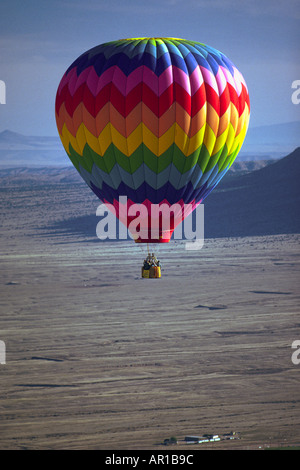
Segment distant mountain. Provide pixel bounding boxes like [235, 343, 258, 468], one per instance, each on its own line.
[0, 130, 60, 148]
[0, 130, 66, 167]
[202, 147, 300, 237]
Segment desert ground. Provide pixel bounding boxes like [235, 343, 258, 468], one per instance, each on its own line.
[0, 177, 299, 450]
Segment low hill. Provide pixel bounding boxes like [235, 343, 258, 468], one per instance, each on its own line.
[203, 147, 300, 237]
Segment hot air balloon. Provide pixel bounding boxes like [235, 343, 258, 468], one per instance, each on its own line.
[55, 37, 250, 275]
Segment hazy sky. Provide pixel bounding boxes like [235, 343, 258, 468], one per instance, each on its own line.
[0, 0, 299, 135]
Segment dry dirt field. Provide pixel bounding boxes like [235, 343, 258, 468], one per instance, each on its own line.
[0, 181, 299, 450]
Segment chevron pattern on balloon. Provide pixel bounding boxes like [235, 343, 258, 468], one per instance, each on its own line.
[55, 37, 250, 212]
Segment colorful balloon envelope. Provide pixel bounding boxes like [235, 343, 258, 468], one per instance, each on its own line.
[55, 37, 250, 242]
